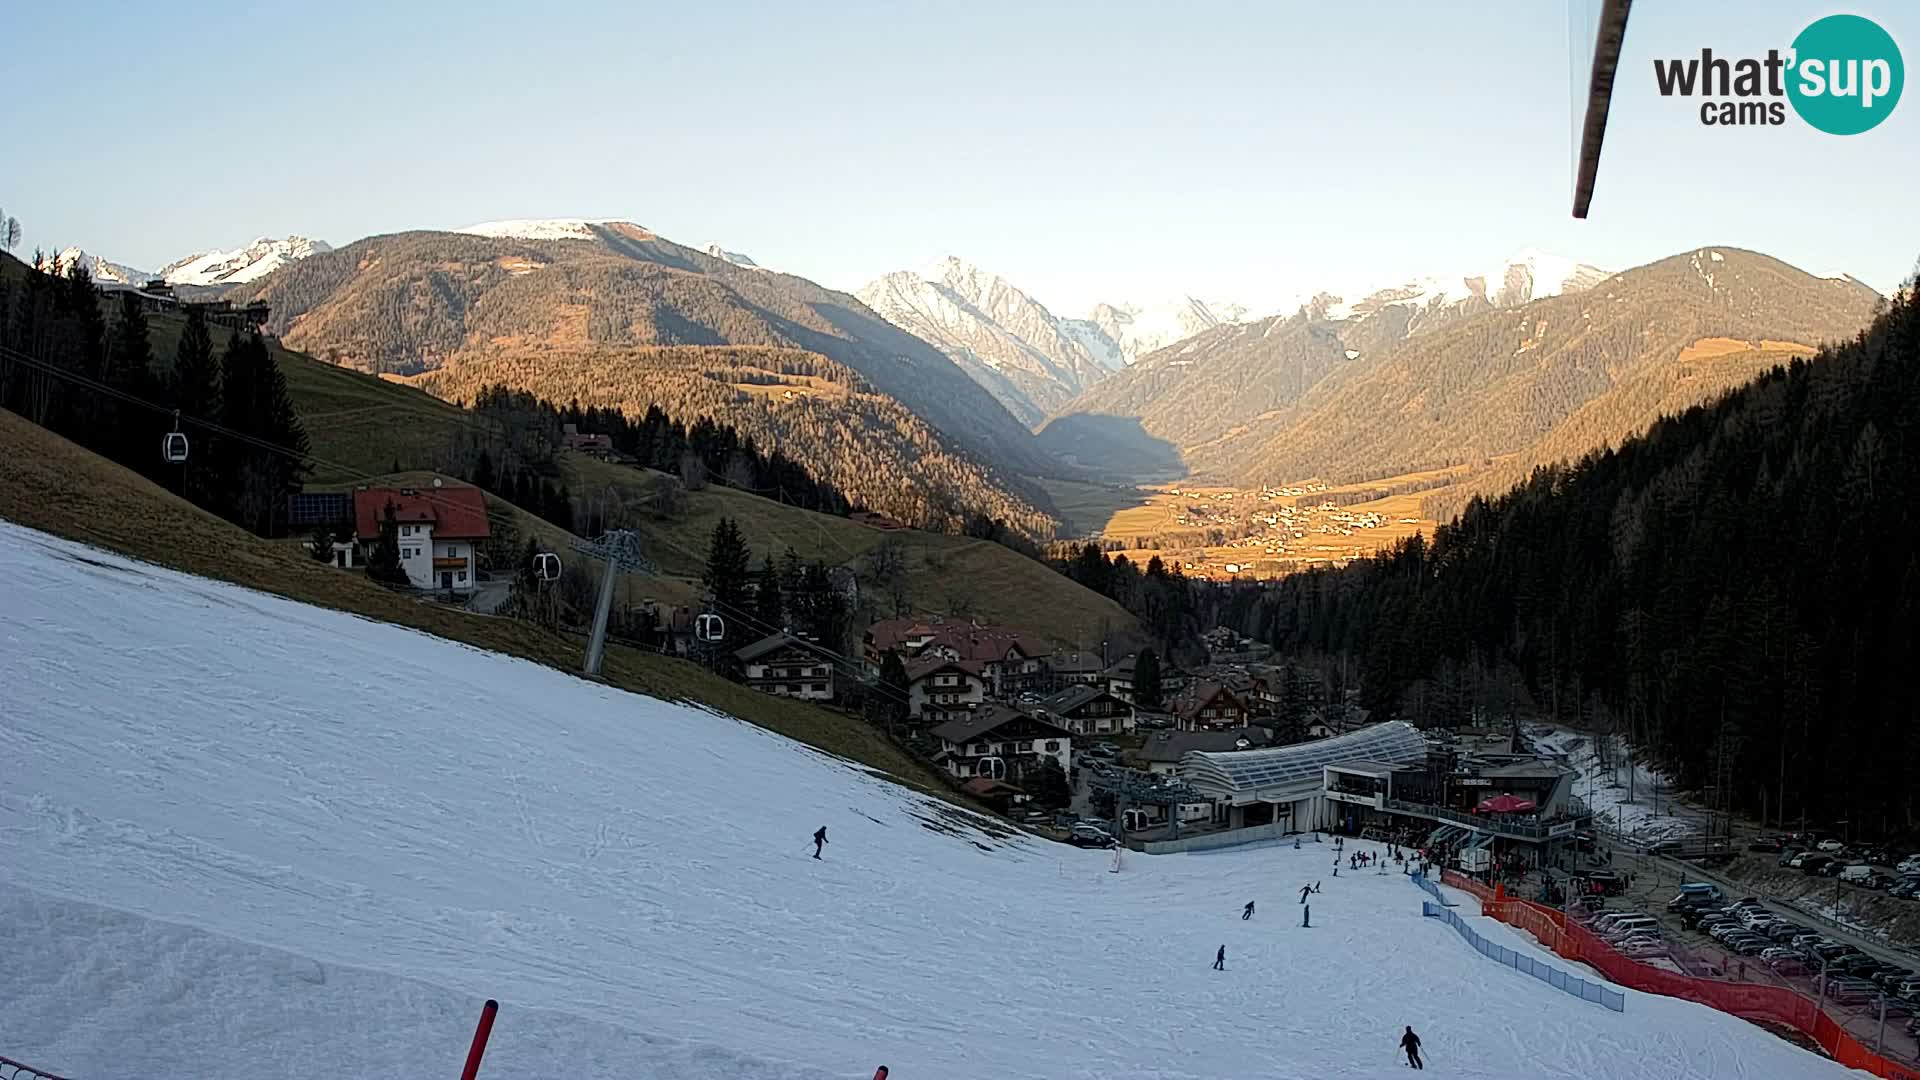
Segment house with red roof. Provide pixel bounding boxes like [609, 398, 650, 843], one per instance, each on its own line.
[864, 616, 1054, 700]
[351, 483, 491, 593]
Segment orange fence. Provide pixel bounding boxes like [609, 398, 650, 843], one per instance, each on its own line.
[1439, 871, 1920, 1079]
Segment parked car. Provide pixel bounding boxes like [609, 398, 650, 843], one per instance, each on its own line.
[1818, 839, 1847, 852]
[1067, 824, 1116, 849]
[1870, 968, 1915, 991]
[1765, 922, 1807, 942]
[1582, 870, 1626, 896]
[1778, 849, 1807, 867]
[1896, 855, 1920, 875]
[1750, 835, 1785, 852]
[1821, 976, 1878, 1004]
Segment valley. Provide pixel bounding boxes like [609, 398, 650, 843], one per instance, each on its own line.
[1045, 467, 1462, 577]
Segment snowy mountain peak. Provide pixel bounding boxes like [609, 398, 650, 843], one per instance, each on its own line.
[53, 247, 150, 286]
[704, 244, 765, 270]
[159, 236, 332, 287]
[457, 219, 622, 241]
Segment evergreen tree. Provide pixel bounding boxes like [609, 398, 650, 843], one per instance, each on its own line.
[874, 648, 911, 734]
[1027, 758, 1072, 810]
[102, 291, 156, 468]
[1276, 663, 1308, 744]
[365, 503, 410, 586]
[753, 552, 785, 631]
[703, 517, 753, 621]
[1134, 648, 1163, 709]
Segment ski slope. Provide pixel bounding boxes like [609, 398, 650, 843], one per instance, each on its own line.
[0, 521, 1852, 1079]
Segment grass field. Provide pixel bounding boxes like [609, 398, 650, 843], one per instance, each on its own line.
[561, 455, 1138, 646]
[0, 407, 963, 806]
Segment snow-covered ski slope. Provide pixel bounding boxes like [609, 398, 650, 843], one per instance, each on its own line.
[0, 521, 1850, 1079]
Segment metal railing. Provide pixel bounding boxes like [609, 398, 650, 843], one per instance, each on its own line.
[1421, 900, 1626, 1011]
[1383, 798, 1590, 841]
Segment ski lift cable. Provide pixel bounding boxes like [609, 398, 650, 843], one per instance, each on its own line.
[6, 345, 935, 710]
[0, 344, 536, 536]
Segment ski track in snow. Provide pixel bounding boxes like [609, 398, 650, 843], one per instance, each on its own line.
[0, 521, 1850, 1079]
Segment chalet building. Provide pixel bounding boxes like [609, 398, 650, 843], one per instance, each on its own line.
[849, 510, 908, 531]
[864, 617, 1053, 700]
[905, 657, 989, 721]
[1134, 727, 1274, 776]
[1036, 685, 1135, 737]
[561, 423, 613, 457]
[1171, 681, 1250, 732]
[1049, 651, 1106, 689]
[929, 704, 1073, 783]
[735, 633, 834, 701]
[351, 484, 489, 593]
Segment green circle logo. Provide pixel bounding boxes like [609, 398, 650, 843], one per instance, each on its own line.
[1788, 14, 1904, 134]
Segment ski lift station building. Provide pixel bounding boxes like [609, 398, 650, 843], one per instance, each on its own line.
[1179, 721, 1430, 832]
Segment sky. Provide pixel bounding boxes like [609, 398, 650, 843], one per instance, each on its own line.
[6, 0, 1917, 313]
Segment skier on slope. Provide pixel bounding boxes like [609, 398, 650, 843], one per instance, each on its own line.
[1299, 884, 1313, 904]
[1243, 900, 1256, 920]
[812, 826, 828, 859]
[1213, 945, 1226, 971]
[1400, 1026, 1423, 1069]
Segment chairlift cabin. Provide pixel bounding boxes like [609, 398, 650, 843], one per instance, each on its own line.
[532, 552, 561, 582]
[161, 430, 189, 464]
[695, 612, 726, 643]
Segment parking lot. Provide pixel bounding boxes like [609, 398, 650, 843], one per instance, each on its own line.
[1539, 840, 1920, 1066]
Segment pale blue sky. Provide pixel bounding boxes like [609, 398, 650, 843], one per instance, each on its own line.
[8, 1, 1916, 312]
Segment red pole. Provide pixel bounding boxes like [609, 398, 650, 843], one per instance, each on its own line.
[460, 999, 499, 1080]
[873, 1068, 889, 1080]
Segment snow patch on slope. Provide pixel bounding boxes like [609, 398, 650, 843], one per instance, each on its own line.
[458, 219, 619, 241]
[704, 244, 766, 270]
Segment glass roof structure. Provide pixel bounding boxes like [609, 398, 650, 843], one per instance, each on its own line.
[1182, 721, 1428, 800]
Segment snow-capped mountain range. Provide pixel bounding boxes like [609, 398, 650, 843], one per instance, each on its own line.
[160, 237, 332, 287]
[1304, 249, 1613, 327]
[54, 237, 331, 289]
[857, 257, 1254, 426]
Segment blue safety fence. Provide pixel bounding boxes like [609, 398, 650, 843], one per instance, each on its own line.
[1409, 871, 1457, 907]
[1420, 901, 1626, 1012]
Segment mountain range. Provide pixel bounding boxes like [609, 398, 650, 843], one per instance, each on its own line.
[48, 218, 1887, 563]
[224, 220, 1068, 537]
[54, 236, 329, 289]
[1043, 248, 1882, 515]
[856, 258, 1249, 424]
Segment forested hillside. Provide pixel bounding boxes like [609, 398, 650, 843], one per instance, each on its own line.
[1247, 273, 1918, 831]
[232, 225, 1064, 535]
[411, 345, 1056, 539]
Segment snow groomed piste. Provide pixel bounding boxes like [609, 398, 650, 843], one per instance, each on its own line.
[0, 521, 1857, 1078]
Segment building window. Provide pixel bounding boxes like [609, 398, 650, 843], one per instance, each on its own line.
[1045, 740, 1059, 752]
[456, 572, 467, 583]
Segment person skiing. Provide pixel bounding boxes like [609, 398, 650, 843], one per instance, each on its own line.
[1400, 1026, 1423, 1069]
[1302, 904, 1310, 928]
[1243, 900, 1256, 920]
[1300, 884, 1313, 904]
[812, 826, 828, 859]
[1213, 945, 1226, 971]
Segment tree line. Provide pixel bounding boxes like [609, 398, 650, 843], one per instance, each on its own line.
[1243, 280, 1916, 833]
[0, 254, 309, 536]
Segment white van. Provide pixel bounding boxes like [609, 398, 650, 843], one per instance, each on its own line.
[1604, 916, 1657, 939]
[1839, 863, 1876, 883]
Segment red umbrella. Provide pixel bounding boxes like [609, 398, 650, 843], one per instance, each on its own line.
[1477, 794, 1537, 814]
